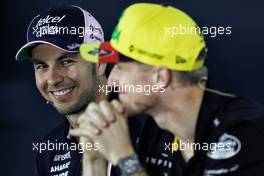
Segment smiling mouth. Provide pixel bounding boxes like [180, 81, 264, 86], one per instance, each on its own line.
[49, 87, 75, 101]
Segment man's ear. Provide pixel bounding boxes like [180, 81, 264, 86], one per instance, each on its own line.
[155, 66, 171, 89]
[97, 63, 107, 76]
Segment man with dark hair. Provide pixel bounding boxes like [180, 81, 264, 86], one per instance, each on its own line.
[16, 5, 109, 176]
[74, 3, 264, 176]
[16, 5, 179, 176]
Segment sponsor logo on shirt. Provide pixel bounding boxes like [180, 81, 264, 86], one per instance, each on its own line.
[207, 133, 241, 160]
[203, 164, 239, 175]
[50, 152, 72, 176]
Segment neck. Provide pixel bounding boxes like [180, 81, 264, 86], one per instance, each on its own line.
[148, 85, 204, 142]
[66, 89, 108, 129]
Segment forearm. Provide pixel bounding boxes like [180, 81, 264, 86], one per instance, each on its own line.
[82, 157, 107, 176]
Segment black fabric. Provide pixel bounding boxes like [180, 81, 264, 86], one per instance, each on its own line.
[125, 92, 264, 176]
[34, 115, 149, 176]
[35, 92, 264, 176]
[135, 117, 186, 176]
[35, 120, 82, 176]
[183, 92, 264, 176]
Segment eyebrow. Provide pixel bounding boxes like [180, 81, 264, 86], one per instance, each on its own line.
[56, 52, 78, 61]
[31, 52, 79, 65]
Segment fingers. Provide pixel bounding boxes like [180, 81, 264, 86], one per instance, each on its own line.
[86, 102, 110, 128]
[111, 99, 125, 114]
[72, 100, 126, 139]
[88, 109, 109, 128]
[111, 99, 129, 120]
[70, 127, 96, 138]
[76, 113, 102, 135]
[79, 136, 92, 145]
[99, 100, 116, 123]
[71, 113, 102, 138]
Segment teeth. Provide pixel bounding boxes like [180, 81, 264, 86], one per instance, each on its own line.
[53, 88, 72, 96]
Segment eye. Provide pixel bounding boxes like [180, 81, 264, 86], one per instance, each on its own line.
[35, 64, 47, 70]
[61, 59, 74, 66]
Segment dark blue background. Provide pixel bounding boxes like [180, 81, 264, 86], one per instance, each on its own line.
[1, 0, 264, 175]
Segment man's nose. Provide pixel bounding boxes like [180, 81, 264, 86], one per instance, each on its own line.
[47, 67, 64, 86]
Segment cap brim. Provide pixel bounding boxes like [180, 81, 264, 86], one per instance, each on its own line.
[80, 42, 132, 64]
[15, 39, 79, 61]
[15, 42, 38, 61]
[80, 42, 101, 63]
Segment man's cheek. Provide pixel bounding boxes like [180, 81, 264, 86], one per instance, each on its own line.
[35, 78, 45, 93]
[67, 68, 79, 79]
[35, 77, 50, 100]
[68, 68, 90, 84]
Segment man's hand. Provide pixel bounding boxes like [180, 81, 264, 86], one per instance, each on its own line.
[80, 135, 107, 176]
[79, 134, 100, 161]
[78, 110, 107, 176]
[70, 100, 135, 165]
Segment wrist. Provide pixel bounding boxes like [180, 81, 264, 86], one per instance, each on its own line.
[117, 154, 144, 176]
[83, 152, 104, 162]
[111, 146, 135, 165]
[82, 157, 107, 176]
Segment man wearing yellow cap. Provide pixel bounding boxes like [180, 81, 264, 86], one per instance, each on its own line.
[72, 3, 264, 176]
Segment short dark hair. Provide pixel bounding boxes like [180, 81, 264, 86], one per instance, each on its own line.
[172, 66, 208, 85]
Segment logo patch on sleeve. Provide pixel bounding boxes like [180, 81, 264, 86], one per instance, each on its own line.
[207, 133, 241, 160]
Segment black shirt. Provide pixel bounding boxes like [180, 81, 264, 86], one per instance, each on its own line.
[35, 120, 82, 176]
[136, 91, 264, 176]
[35, 91, 264, 176]
[184, 91, 264, 176]
[134, 117, 186, 176]
[34, 115, 151, 176]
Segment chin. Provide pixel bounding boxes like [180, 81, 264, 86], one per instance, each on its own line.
[121, 99, 149, 117]
[55, 106, 74, 115]
[53, 102, 84, 115]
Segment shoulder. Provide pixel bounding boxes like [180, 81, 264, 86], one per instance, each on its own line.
[35, 120, 69, 159]
[39, 120, 69, 143]
[202, 96, 264, 175]
[220, 96, 264, 129]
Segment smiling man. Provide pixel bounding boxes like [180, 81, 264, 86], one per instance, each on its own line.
[16, 5, 108, 176]
[31, 45, 100, 115]
[16, 4, 181, 176]
[74, 3, 264, 176]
